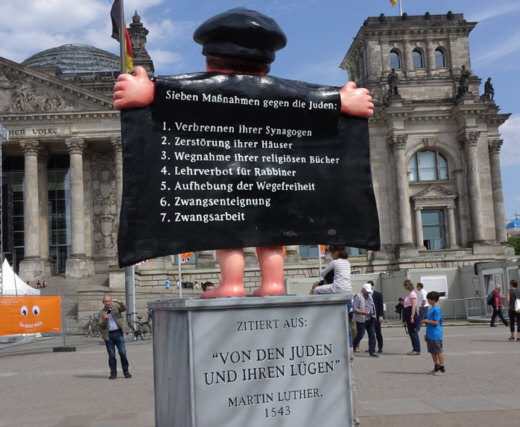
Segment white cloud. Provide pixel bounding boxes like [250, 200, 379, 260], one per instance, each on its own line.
[473, 31, 520, 66]
[3, 0, 107, 32]
[283, 56, 348, 87]
[147, 49, 185, 73]
[146, 19, 197, 44]
[466, 2, 520, 22]
[500, 114, 520, 166]
[0, 31, 77, 62]
[0, 0, 116, 62]
[126, 0, 166, 13]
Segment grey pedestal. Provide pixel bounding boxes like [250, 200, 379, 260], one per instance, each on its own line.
[149, 295, 353, 427]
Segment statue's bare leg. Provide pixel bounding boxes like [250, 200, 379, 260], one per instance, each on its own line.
[253, 246, 285, 296]
[201, 249, 246, 298]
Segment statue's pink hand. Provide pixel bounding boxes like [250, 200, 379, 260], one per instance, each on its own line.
[339, 81, 374, 118]
[113, 66, 155, 110]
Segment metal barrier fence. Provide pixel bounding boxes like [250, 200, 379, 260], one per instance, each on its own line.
[384, 298, 481, 322]
[464, 296, 511, 320]
[0, 310, 153, 355]
[464, 297, 489, 319]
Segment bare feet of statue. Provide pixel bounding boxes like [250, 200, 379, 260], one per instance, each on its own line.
[200, 284, 246, 298]
[252, 283, 285, 297]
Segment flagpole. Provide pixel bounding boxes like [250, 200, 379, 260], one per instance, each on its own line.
[178, 256, 183, 298]
[118, 0, 126, 74]
[116, 0, 134, 319]
[399, 0, 403, 16]
[318, 245, 322, 274]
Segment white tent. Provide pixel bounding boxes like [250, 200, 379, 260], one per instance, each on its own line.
[0, 259, 40, 296]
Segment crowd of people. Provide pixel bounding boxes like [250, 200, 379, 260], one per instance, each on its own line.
[156, 244, 517, 381]
[350, 277, 519, 377]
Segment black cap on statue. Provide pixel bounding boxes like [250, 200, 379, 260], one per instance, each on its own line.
[193, 8, 287, 64]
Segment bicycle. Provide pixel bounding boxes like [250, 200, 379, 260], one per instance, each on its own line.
[82, 314, 100, 337]
[126, 312, 152, 340]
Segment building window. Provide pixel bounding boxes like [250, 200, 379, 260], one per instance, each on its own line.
[48, 155, 71, 274]
[422, 210, 445, 250]
[300, 245, 319, 258]
[419, 275, 448, 297]
[347, 247, 364, 256]
[435, 48, 446, 67]
[413, 49, 424, 68]
[390, 50, 401, 69]
[299, 245, 364, 258]
[2, 156, 25, 271]
[409, 150, 448, 181]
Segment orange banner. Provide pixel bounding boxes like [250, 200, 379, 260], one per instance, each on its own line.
[0, 296, 61, 336]
[320, 245, 326, 257]
[180, 252, 194, 263]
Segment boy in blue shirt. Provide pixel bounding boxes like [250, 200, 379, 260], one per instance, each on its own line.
[421, 291, 445, 375]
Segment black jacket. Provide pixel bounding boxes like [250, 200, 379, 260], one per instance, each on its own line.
[372, 290, 384, 319]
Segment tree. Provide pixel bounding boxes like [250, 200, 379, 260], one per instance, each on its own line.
[508, 237, 520, 255]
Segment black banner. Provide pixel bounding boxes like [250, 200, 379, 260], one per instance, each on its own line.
[118, 73, 379, 267]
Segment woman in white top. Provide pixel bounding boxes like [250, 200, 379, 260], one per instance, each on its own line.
[311, 246, 351, 294]
[403, 279, 421, 355]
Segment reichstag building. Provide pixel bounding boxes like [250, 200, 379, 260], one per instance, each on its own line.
[0, 12, 515, 297]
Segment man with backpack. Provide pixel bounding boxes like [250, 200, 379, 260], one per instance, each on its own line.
[490, 285, 508, 327]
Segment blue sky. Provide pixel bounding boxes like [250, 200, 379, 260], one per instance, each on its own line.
[1, 0, 519, 221]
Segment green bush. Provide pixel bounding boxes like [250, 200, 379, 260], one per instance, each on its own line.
[508, 237, 520, 255]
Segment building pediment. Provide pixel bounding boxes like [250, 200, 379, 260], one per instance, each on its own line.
[0, 57, 113, 115]
[412, 185, 457, 208]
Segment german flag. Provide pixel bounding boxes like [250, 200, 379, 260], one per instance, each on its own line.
[110, 0, 133, 73]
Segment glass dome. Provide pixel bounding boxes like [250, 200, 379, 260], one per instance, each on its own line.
[22, 44, 119, 74]
[506, 218, 520, 237]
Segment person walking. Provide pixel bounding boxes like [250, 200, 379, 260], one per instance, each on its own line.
[352, 283, 378, 357]
[98, 295, 131, 380]
[403, 280, 421, 355]
[490, 285, 508, 327]
[369, 281, 384, 353]
[506, 280, 520, 340]
[416, 282, 430, 333]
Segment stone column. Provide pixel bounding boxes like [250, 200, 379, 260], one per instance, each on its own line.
[414, 207, 424, 250]
[426, 39, 436, 76]
[196, 250, 216, 268]
[18, 140, 44, 281]
[37, 149, 52, 276]
[447, 34, 458, 70]
[447, 204, 458, 249]
[462, 131, 485, 243]
[65, 137, 93, 278]
[488, 139, 507, 243]
[108, 136, 124, 280]
[284, 245, 300, 264]
[379, 40, 391, 78]
[403, 37, 414, 75]
[111, 136, 123, 218]
[390, 134, 415, 256]
[243, 247, 257, 267]
[452, 168, 468, 246]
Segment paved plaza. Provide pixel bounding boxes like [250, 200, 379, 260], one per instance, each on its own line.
[1, 323, 519, 427]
